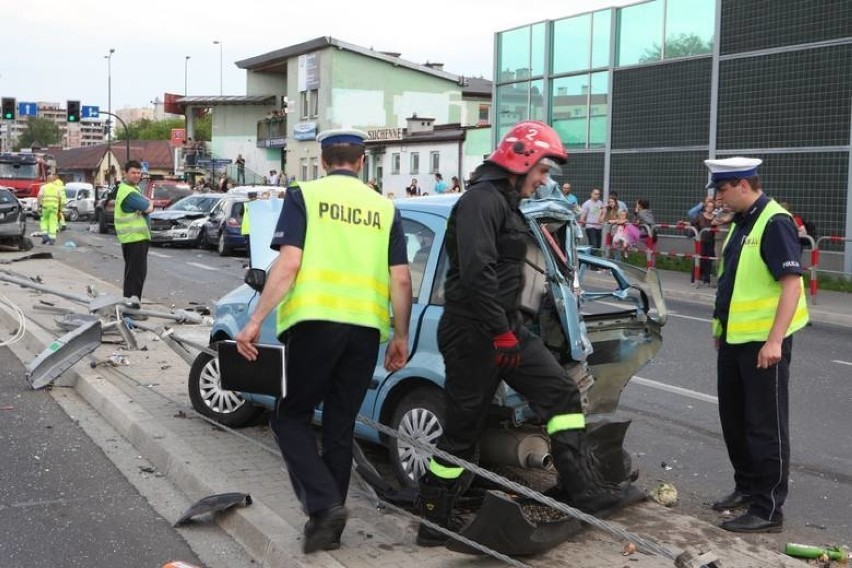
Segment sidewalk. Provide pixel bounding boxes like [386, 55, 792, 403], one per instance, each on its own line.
[0, 255, 821, 567]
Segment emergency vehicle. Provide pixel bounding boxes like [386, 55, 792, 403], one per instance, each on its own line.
[0, 151, 53, 215]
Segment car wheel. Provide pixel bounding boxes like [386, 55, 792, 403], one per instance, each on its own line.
[17, 235, 33, 251]
[67, 208, 79, 222]
[187, 351, 263, 427]
[193, 227, 206, 248]
[97, 211, 107, 234]
[218, 232, 232, 256]
[387, 387, 477, 489]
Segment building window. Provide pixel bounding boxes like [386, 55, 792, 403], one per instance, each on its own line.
[553, 13, 592, 74]
[616, 0, 664, 66]
[311, 157, 319, 180]
[391, 152, 400, 174]
[300, 91, 309, 119]
[663, 0, 714, 60]
[300, 158, 308, 180]
[309, 89, 319, 118]
[410, 152, 420, 175]
[430, 151, 440, 174]
[478, 104, 491, 125]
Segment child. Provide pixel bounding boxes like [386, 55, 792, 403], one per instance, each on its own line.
[611, 210, 639, 251]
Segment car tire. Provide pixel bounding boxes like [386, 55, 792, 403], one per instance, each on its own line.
[17, 235, 33, 251]
[97, 211, 108, 234]
[218, 232, 232, 256]
[67, 208, 79, 222]
[193, 227, 206, 248]
[187, 351, 263, 427]
[387, 387, 477, 490]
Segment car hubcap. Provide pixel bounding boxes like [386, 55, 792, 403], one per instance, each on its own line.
[396, 407, 443, 483]
[198, 356, 246, 414]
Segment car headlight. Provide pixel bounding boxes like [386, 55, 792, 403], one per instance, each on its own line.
[189, 219, 206, 228]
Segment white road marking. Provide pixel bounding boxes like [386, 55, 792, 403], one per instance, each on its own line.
[186, 262, 218, 272]
[632, 375, 718, 405]
[832, 360, 852, 367]
[668, 313, 713, 323]
[149, 251, 172, 258]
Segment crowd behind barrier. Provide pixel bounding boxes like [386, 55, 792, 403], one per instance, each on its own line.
[577, 218, 848, 303]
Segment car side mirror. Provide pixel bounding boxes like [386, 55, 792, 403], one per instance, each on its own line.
[244, 268, 267, 292]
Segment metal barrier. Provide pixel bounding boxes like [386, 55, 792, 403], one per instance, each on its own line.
[811, 235, 850, 304]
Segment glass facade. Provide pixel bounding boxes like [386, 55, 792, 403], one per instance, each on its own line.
[496, 0, 851, 242]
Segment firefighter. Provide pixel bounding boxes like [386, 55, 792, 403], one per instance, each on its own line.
[416, 121, 642, 546]
[37, 174, 64, 245]
[235, 129, 412, 553]
[705, 157, 809, 533]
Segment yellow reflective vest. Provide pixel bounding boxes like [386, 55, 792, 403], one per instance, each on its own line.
[276, 175, 395, 341]
[115, 182, 151, 244]
[712, 199, 809, 343]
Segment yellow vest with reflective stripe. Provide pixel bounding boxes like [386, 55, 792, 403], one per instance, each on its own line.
[712, 199, 808, 343]
[276, 176, 395, 340]
[40, 182, 62, 209]
[115, 183, 151, 244]
[241, 201, 251, 235]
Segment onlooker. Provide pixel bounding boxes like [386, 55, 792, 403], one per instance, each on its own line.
[603, 196, 622, 258]
[406, 178, 420, 197]
[367, 178, 381, 194]
[266, 170, 279, 186]
[433, 173, 448, 194]
[561, 182, 579, 209]
[235, 154, 246, 185]
[449, 176, 462, 193]
[779, 201, 811, 247]
[633, 199, 657, 245]
[609, 190, 628, 213]
[692, 198, 717, 286]
[579, 188, 605, 254]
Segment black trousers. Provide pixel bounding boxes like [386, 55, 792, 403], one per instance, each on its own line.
[270, 321, 379, 515]
[433, 312, 582, 468]
[717, 335, 792, 519]
[585, 227, 602, 254]
[121, 240, 149, 300]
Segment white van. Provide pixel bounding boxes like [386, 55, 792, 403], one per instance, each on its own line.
[63, 182, 96, 221]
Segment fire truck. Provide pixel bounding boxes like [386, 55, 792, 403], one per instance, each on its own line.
[0, 151, 53, 216]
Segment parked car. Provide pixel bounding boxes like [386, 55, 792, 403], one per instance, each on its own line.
[141, 179, 193, 210]
[201, 195, 249, 256]
[0, 186, 31, 250]
[149, 194, 225, 247]
[63, 182, 96, 221]
[187, 195, 667, 487]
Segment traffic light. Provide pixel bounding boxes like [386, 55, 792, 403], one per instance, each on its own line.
[1, 97, 15, 120]
[66, 100, 81, 122]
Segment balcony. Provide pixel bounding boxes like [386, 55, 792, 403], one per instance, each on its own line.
[257, 116, 287, 149]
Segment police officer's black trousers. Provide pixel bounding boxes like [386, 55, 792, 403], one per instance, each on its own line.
[433, 313, 583, 470]
[121, 240, 148, 300]
[717, 335, 792, 519]
[270, 321, 379, 516]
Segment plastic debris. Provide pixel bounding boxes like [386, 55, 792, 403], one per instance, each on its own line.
[784, 543, 849, 562]
[650, 483, 678, 507]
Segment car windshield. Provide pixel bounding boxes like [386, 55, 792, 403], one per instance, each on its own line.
[0, 163, 39, 180]
[152, 183, 192, 201]
[168, 195, 220, 213]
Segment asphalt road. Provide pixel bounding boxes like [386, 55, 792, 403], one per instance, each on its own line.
[46, 222, 852, 547]
[0, 346, 253, 568]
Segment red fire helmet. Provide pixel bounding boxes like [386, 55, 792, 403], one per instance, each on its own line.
[486, 121, 568, 175]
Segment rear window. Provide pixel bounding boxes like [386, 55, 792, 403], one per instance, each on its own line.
[152, 183, 192, 201]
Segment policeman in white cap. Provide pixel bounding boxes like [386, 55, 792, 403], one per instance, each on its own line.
[235, 128, 412, 553]
[704, 156, 809, 533]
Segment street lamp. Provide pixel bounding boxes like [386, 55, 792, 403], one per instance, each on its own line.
[213, 40, 223, 95]
[184, 55, 191, 96]
[105, 47, 115, 186]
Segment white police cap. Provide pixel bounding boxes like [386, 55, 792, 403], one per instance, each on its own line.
[316, 128, 369, 147]
[704, 156, 762, 189]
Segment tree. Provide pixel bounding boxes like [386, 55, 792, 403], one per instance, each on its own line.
[113, 113, 211, 142]
[14, 117, 62, 150]
[639, 33, 713, 63]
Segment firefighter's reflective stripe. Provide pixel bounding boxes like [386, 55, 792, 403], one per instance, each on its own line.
[429, 458, 464, 480]
[546, 412, 586, 435]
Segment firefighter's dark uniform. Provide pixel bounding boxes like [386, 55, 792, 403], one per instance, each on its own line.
[269, 170, 407, 531]
[713, 193, 808, 528]
[418, 162, 632, 545]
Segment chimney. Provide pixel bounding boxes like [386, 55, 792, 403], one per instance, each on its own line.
[424, 61, 444, 71]
[406, 114, 436, 134]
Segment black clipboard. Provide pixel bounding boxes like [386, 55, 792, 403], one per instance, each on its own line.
[217, 340, 286, 398]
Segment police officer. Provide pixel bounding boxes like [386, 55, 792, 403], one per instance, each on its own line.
[114, 161, 153, 302]
[235, 129, 412, 554]
[705, 157, 809, 533]
[416, 121, 641, 547]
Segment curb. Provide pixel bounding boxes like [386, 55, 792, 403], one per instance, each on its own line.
[0, 297, 344, 568]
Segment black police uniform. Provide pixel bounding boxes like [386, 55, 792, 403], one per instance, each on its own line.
[433, 164, 584, 466]
[269, 172, 407, 516]
[714, 194, 804, 521]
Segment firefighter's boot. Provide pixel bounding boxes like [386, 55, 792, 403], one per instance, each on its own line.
[550, 431, 644, 518]
[416, 474, 460, 547]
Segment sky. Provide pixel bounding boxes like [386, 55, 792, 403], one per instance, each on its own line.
[1, 0, 638, 113]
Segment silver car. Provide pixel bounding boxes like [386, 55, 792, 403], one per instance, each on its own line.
[149, 194, 224, 247]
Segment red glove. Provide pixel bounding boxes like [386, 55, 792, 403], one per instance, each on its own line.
[493, 331, 521, 368]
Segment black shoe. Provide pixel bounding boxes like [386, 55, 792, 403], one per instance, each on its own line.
[712, 490, 752, 511]
[303, 505, 347, 554]
[720, 512, 783, 533]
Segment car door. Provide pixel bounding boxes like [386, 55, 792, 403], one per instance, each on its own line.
[204, 200, 226, 245]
